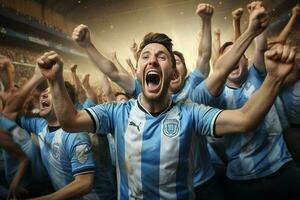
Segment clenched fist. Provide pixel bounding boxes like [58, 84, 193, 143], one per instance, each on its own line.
[37, 51, 64, 81]
[196, 3, 214, 20]
[72, 24, 92, 48]
[232, 8, 244, 20]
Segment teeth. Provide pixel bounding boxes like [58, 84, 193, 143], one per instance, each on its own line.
[147, 71, 158, 75]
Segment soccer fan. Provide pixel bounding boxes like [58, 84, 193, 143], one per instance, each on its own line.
[0, 116, 52, 199]
[2, 67, 103, 199]
[70, 64, 98, 110]
[191, 2, 300, 199]
[37, 18, 295, 199]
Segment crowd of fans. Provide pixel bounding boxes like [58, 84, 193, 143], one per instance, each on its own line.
[0, 1, 300, 200]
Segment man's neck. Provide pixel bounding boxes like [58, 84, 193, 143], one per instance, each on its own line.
[47, 115, 60, 127]
[140, 94, 171, 114]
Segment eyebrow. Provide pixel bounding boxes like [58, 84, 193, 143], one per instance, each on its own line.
[141, 50, 168, 56]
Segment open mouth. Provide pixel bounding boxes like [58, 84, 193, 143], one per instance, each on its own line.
[145, 71, 161, 91]
[40, 100, 50, 109]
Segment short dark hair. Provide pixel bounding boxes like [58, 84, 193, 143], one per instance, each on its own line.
[137, 32, 176, 68]
[64, 81, 76, 105]
[219, 41, 234, 55]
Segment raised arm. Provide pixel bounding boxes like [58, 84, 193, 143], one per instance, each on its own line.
[130, 40, 139, 62]
[232, 8, 244, 41]
[31, 173, 94, 200]
[275, 4, 300, 44]
[215, 44, 296, 136]
[111, 51, 133, 78]
[82, 74, 98, 104]
[99, 72, 115, 102]
[195, 3, 213, 77]
[2, 66, 44, 120]
[253, 31, 267, 72]
[72, 25, 135, 95]
[37, 51, 94, 133]
[126, 58, 137, 77]
[0, 58, 15, 93]
[0, 128, 29, 199]
[70, 64, 87, 103]
[211, 29, 221, 70]
[206, 3, 269, 95]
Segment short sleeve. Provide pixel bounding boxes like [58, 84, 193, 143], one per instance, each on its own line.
[85, 103, 116, 135]
[191, 81, 222, 107]
[66, 133, 96, 176]
[17, 116, 47, 135]
[193, 104, 222, 137]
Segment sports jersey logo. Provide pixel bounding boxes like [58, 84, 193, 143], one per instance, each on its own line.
[163, 119, 179, 138]
[51, 142, 60, 160]
[129, 121, 141, 132]
[75, 144, 89, 164]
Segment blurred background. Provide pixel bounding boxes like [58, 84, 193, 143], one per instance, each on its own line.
[0, 0, 299, 83]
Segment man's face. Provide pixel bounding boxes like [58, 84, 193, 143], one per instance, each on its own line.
[224, 45, 249, 84]
[39, 88, 55, 118]
[169, 54, 187, 93]
[136, 43, 174, 102]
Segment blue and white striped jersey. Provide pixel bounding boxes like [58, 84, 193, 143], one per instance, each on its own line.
[280, 80, 300, 125]
[132, 69, 213, 187]
[86, 97, 221, 199]
[77, 98, 118, 199]
[0, 116, 50, 190]
[192, 65, 292, 180]
[18, 117, 101, 200]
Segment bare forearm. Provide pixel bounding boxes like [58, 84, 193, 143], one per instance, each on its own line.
[85, 44, 134, 94]
[99, 73, 115, 102]
[85, 44, 119, 79]
[215, 29, 256, 74]
[209, 30, 256, 95]
[3, 75, 43, 117]
[240, 75, 282, 130]
[216, 75, 283, 135]
[6, 68, 14, 92]
[71, 72, 87, 103]
[275, 15, 297, 44]
[112, 56, 131, 77]
[253, 32, 267, 72]
[233, 19, 241, 40]
[197, 18, 212, 76]
[48, 76, 78, 130]
[31, 177, 92, 200]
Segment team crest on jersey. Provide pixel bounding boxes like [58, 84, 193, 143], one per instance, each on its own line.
[75, 144, 89, 164]
[163, 119, 179, 138]
[51, 142, 60, 160]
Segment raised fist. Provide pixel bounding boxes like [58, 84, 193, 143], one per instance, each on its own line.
[265, 44, 297, 81]
[232, 8, 244, 20]
[196, 3, 214, 20]
[247, 4, 269, 35]
[292, 4, 300, 16]
[72, 24, 91, 48]
[247, 1, 263, 13]
[37, 51, 64, 81]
